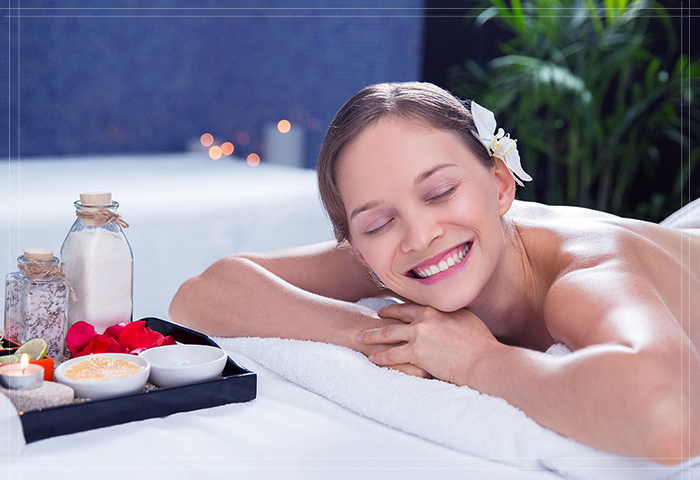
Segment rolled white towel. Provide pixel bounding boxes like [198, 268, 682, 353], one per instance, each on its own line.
[219, 298, 696, 479]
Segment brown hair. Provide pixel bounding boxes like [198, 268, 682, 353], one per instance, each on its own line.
[317, 82, 494, 243]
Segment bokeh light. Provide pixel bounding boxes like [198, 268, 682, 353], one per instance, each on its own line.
[247, 153, 260, 167]
[209, 145, 222, 160]
[200, 133, 214, 147]
[277, 119, 291, 134]
[221, 142, 234, 156]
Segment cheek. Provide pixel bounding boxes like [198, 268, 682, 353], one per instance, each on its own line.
[353, 234, 400, 276]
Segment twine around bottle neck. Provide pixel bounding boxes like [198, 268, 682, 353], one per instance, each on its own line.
[18, 260, 76, 301]
[76, 208, 129, 228]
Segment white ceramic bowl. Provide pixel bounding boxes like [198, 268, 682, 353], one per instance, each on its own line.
[55, 353, 150, 400]
[138, 344, 227, 388]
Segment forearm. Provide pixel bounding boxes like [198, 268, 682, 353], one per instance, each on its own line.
[466, 343, 700, 462]
[169, 256, 379, 349]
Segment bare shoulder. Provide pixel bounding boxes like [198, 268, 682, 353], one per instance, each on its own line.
[511, 201, 700, 352]
[542, 264, 669, 351]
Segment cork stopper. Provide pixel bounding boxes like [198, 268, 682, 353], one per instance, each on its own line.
[23, 248, 54, 261]
[79, 192, 112, 207]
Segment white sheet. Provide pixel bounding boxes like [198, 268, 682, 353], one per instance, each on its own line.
[5, 351, 567, 480]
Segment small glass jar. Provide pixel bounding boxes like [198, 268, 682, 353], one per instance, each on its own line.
[61, 192, 133, 334]
[4, 248, 69, 363]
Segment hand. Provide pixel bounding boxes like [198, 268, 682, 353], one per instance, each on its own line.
[348, 312, 432, 379]
[356, 303, 499, 385]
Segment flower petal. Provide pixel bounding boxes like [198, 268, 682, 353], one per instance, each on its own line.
[504, 148, 532, 186]
[66, 321, 97, 357]
[162, 335, 177, 346]
[73, 338, 95, 358]
[119, 321, 165, 351]
[91, 335, 124, 354]
[103, 322, 128, 342]
[470, 101, 497, 143]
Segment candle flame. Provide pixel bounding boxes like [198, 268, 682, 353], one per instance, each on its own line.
[20, 353, 29, 374]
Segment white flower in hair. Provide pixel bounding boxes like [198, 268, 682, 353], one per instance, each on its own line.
[471, 101, 532, 187]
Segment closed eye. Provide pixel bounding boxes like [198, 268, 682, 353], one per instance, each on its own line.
[365, 217, 394, 236]
[426, 186, 457, 203]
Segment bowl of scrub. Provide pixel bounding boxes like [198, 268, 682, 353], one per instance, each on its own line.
[138, 344, 227, 388]
[55, 353, 150, 400]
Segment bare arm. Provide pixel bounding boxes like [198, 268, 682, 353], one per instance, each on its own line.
[471, 269, 700, 463]
[360, 267, 700, 463]
[169, 241, 397, 353]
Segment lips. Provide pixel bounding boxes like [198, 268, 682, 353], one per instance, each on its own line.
[405, 242, 472, 279]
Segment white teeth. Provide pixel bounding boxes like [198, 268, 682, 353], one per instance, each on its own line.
[412, 243, 472, 279]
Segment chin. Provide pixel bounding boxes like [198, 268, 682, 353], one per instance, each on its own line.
[399, 291, 469, 313]
[428, 298, 469, 313]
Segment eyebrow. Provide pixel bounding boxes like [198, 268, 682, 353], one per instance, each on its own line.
[414, 163, 458, 185]
[348, 163, 459, 222]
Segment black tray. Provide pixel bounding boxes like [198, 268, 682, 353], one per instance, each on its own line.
[1, 336, 21, 355]
[18, 317, 257, 443]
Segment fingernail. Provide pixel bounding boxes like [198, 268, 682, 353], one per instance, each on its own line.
[356, 332, 364, 342]
[369, 354, 375, 363]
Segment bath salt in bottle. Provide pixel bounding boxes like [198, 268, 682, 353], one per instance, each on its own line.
[61, 192, 133, 333]
[4, 248, 70, 363]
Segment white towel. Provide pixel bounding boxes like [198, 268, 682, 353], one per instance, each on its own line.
[217, 299, 698, 480]
[660, 197, 700, 229]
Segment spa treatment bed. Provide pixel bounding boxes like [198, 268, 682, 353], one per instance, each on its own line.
[1, 153, 697, 479]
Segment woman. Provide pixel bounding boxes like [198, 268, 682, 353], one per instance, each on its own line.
[170, 82, 700, 464]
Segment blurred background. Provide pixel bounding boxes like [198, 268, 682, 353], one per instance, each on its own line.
[1, 0, 698, 222]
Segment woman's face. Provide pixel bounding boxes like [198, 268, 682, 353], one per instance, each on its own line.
[337, 117, 514, 312]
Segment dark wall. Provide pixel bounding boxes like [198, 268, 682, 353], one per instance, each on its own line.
[1, 1, 425, 167]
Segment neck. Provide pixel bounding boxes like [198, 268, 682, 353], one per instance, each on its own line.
[467, 220, 543, 343]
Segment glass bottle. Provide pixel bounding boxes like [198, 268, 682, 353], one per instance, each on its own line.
[4, 248, 69, 363]
[60, 192, 133, 334]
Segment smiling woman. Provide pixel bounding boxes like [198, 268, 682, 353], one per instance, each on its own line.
[170, 82, 700, 464]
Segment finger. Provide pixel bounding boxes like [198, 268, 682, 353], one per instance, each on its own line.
[377, 302, 423, 323]
[387, 363, 433, 379]
[369, 344, 412, 366]
[357, 324, 409, 344]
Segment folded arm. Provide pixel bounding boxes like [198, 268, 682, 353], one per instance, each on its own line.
[170, 241, 381, 343]
[169, 241, 429, 377]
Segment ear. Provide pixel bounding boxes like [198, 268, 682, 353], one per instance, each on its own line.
[492, 158, 516, 217]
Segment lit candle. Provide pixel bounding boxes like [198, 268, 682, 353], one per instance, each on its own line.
[0, 353, 44, 390]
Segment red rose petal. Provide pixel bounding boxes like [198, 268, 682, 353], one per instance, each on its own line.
[91, 335, 124, 354]
[73, 338, 95, 358]
[120, 321, 165, 351]
[143, 327, 165, 349]
[162, 335, 177, 346]
[104, 322, 128, 342]
[66, 321, 97, 356]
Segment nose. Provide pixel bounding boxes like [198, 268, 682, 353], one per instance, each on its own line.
[400, 210, 444, 254]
